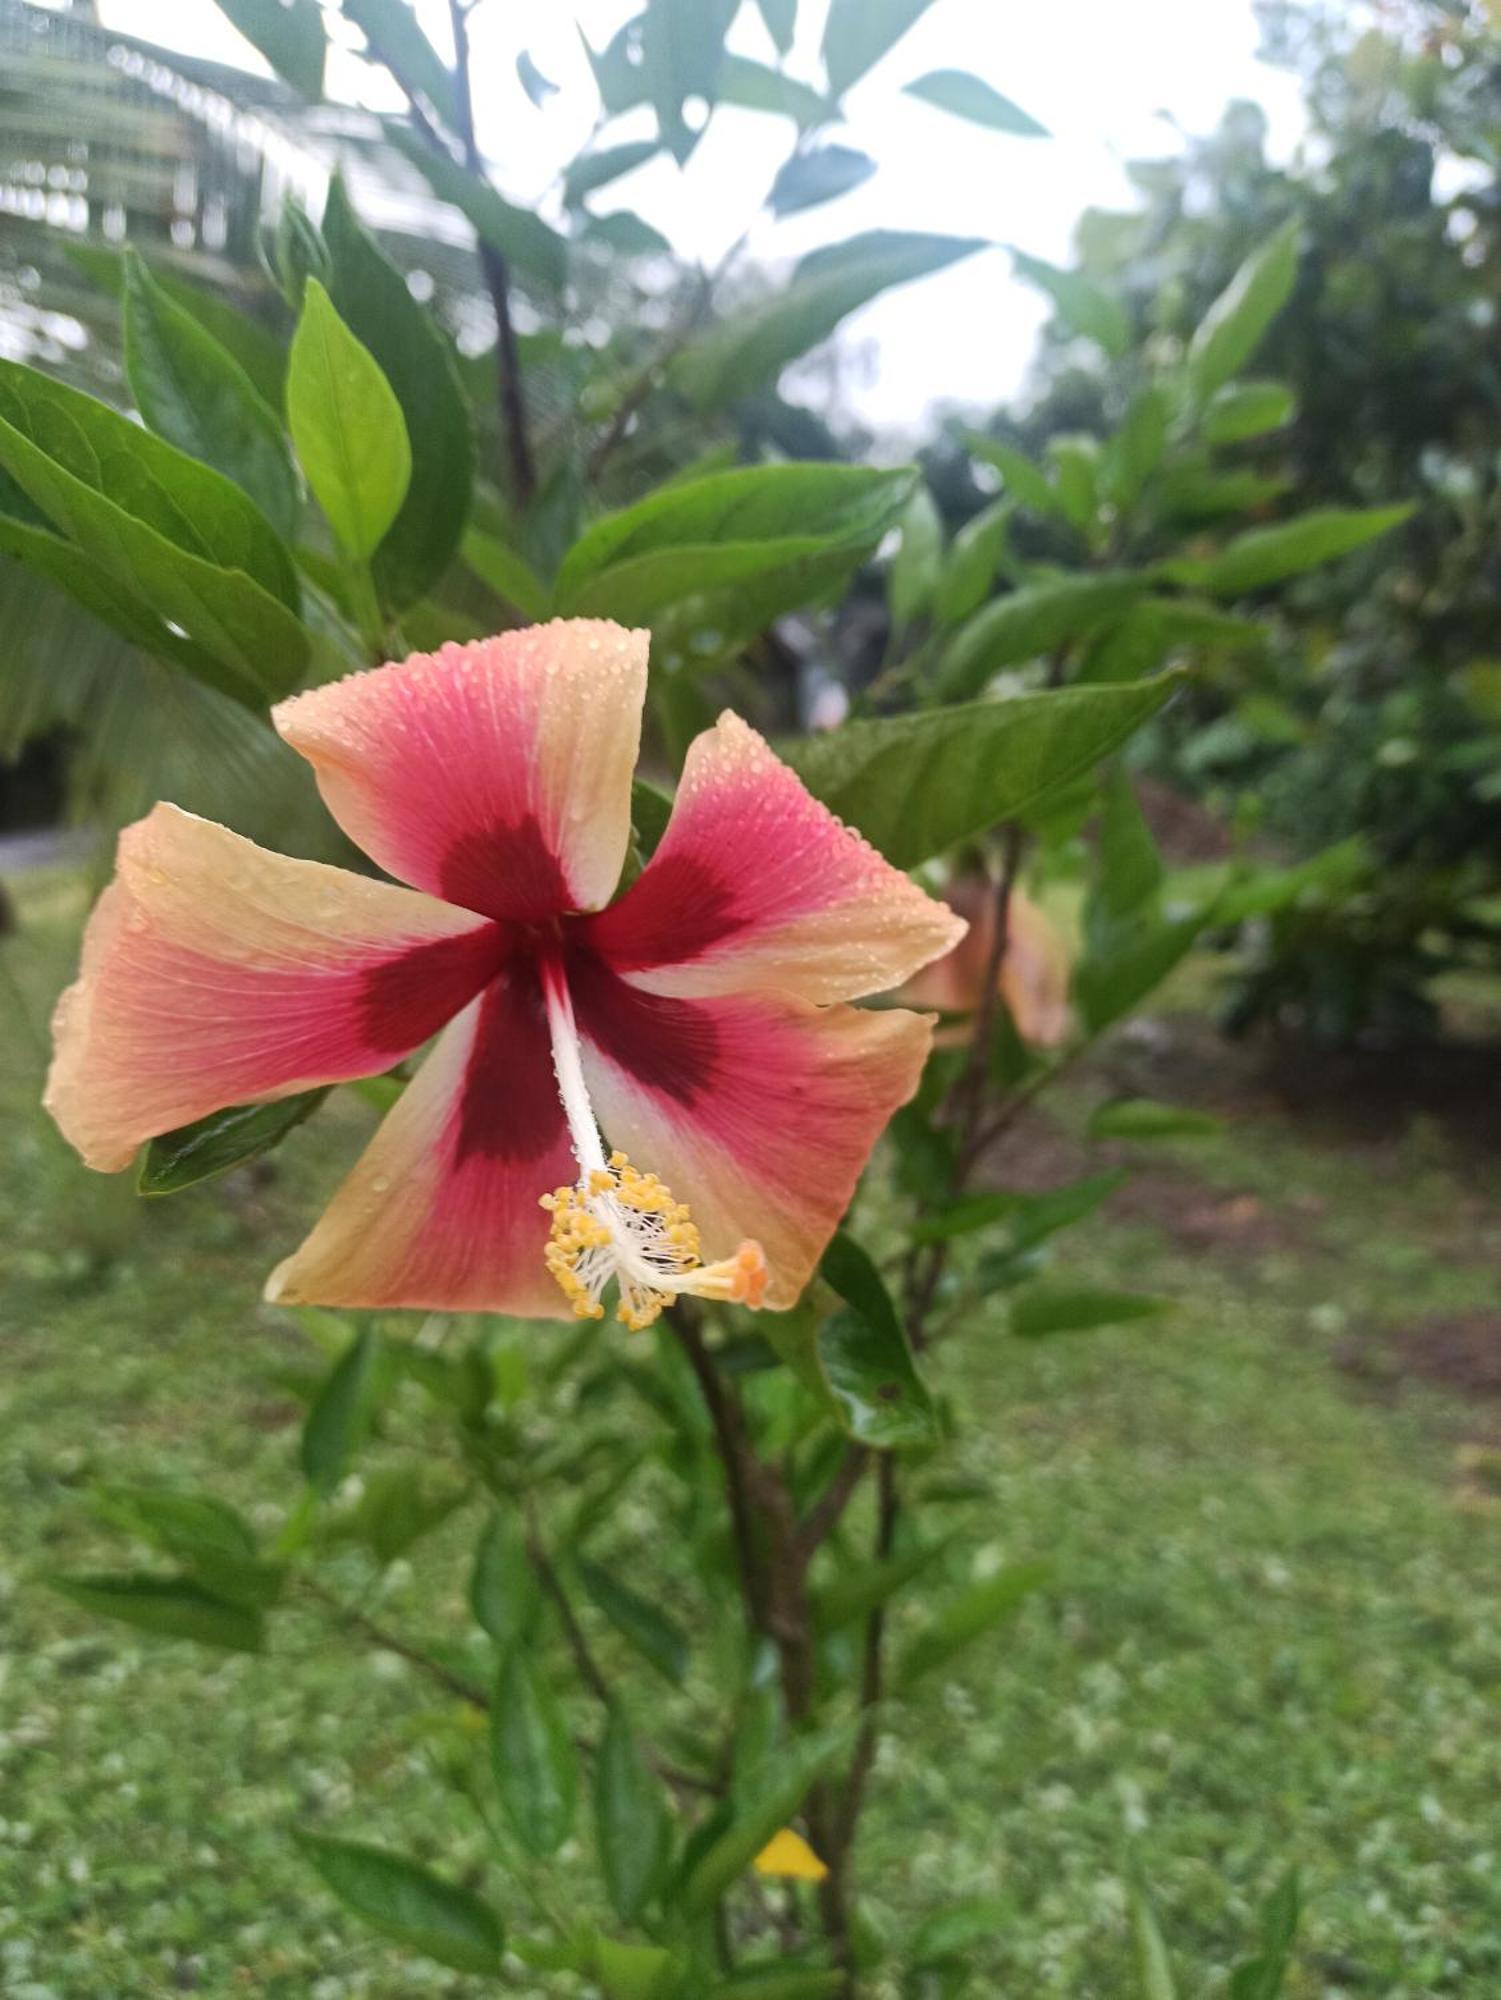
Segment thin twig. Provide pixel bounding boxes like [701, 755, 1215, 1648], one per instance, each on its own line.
[671, 1300, 773, 1636]
[795, 1445, 869, 1562]
[301, 1577, 489, 1709]
[525, 1500, 611, 1708]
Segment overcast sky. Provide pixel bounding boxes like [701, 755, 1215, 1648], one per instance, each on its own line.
[100, 0, 1307, 432]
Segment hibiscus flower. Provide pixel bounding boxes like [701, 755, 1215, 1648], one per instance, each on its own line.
[46, 622, 964, 1326]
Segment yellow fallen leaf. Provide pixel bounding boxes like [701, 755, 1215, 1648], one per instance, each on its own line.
[753, 1827, 829, 1883]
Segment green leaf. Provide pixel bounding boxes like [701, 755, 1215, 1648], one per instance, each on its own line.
[640, 0, 737, 162]
[463, 526, 549, 619]
[709, 1974, 844, 1998]
[1128, 1871, 1179, 2000]
[1010, 1286, 1170, 1338]
[492, 1646, 579, 1856]
[770, 144, 877, 216]
[1187, 220, 1299, 404]
[818, 1233, 937, 1449]
[1074, 913, 1205, 1031]
[344, 0, 457, 126]
[1078, 598, 1261, 684]
[322, 178, 476, 609]
[594, 1707, 673, 1922]
[564, 141, 660, 207]
[684, 1722, 857, 1910]
[889, 484, 944, 624]
[1103, 386, 1170, 511]
[295, 1832, 503, 1974]
[1010, 250, 1130, 357]
[580, 211, 673, 259]
[1229, 1869, 1301, 2000]
[287, 279, 410, 561]
[718, 53, 830, 125]
[211, 0, 325, 98]
[964, 433, 1061, 517]
[904, 71, 1047, 136]
[896, 1562, 1049, 1688]
[938, 571, 1147, 698]
[47, 1573, 264, 1652]
[517, 50, 559, 105]
[554, 463, 914, 629]
[631, 778, 675, 858]
[577, 1558, 690, 1685]
[1172, 505, 1413, 597]
[673, 232, 987, 409]
[123, 252, 298, 541]
[382, 122, 568, 291]
[936, 499, 1010, 625]
[1092, 770, 1162, 929]
[470, 1511, 542, 1648]
[958, 1172, 1126, 1261]
[138, 1089, 330, 1196]
[1203, 379, 1296, 445]
[300, 1328, 385, 1497]
[68, 243, 289, 409]
[1088, 1099, 1221, 1141]
[784, 677, 1177, 869]
[329, 1466, 465, 1568]
[0, 363, 306, 704]
[594, 1939, 680, 2000]
[753, 0, 796, 54]
[813, 1540, 947, 1631]
[823, 0, 937, 95]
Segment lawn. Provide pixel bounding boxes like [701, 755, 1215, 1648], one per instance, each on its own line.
[3, 867, 1500, 1998]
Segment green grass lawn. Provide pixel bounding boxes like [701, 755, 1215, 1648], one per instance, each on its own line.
[4, 869, 1501, 1998]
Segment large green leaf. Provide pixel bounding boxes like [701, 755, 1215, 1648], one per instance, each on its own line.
[287, 280, 410, 562]
[594, 1707, 673, 1923]
[301, 1328, 385, 1497]
[1009, 251, 1130, 357]
[343, 0, 458, 127]
[1186, 220, 1300, 404]
[138, 1089, 330, 1196]
[672, 232, 987, 409]
[896, 1562, 1049, 1688]
[783, 676, 1178, 868]
[904, 71, 1047, 136]
[1203, 379, 1296, 445]
[818, 1233, 936, 1449]
[939, 570, 1147, 697]
[383, 121, 568, 292]
[323, 178, 477, 609]
[211, 0, 325, 98]
[123, 252, 298, 540]
[47, 1573, 265, 1652]
[718, 53, 830, 125]
[470, 1511, 543, 1648]
[1078, 597, 1262, 684]
[576, 1559, 690, 1686]
[0, 364, 307, 705]
[295, 1832, 503, 1974]
[822, 0, 937, 95]
[493, 1648, 578, 1856]
[684, 1721, 856, 1911]
[1168, 505, 1413, 597]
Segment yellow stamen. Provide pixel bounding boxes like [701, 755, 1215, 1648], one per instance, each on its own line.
[541, 1150, 767, 1331]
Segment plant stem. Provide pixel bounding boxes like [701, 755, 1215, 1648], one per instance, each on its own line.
[301, 1577, 489, 1709]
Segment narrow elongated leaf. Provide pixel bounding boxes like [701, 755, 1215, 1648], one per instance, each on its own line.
[383, 121, 568, 291]
[48, 1573, 264, 1652]
[631, 779, 675, 859]
[896, 1563, 1049, 1688]
[123, 252, 298, 540]
[1078, 598, 1261, 684]
[344, 0, 458, 126]
[564, 141, 660, 206]
[138, 1089, 330, 1196]
[718, 53, 829, 124]
[641, 0, 736, 162]
[1009, 1286, 1170, 1337]
[323, 178, 476, 608]
[1203, 379, 1296, 444]
[1088, 1099, 1221, 1141]
[1229, 1869, 1301, 2000]
[939, 571, 1147, 698]
[295, 1832, 503, 1974]
[753, 0, 796, 54]
[709, 1974, 843, 1998]
[594, 1938, 680, 1999]
[301, 1328, 384, 1496]
[211, 0, 325, 98]
[684, 1722, 857, 1910]
[470, 1511, 543, 1647]
[68, 243, 289, 408]
[287, 279, 410, 561]
[784, 676, 1177, 868]
[595, 1707, 673, 1922]
[673, 232, 987, 408]
[936, 499, 1010, 625]
[823, 0, 937, 95]
[813, 1540, 946, 1631]
[889, 484, 944, 624]
[493, 1647, 579, 1856]
[1128, 1872, 1179, 2000]
[1010, 250, 1130, 357]
[965, 433, 1061, 517]
[1172, 505, 1413, 596]
[770, 144, 877, 216]
[904, 71, 1047, 136]
[1104, 386, 1170, 510]
[517, 50, 559, 104]
[1074, 911, 1205, 1030]
[818, 1233, 936, 1449]
[1187, 220, 1299, 403]
[463, 527, 548, 619]
[577, 1559, 690, 1685]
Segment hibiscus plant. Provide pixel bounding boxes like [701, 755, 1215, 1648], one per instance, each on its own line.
[0, 0, 1391, 1990]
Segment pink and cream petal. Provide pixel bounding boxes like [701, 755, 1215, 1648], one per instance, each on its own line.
[45, 804, 506, 1173]
[578, 710, 965, 1005]
[273, 621, 648, 922]
[265, 966, 575, 1313]
[899, 878, 1072, 1049]
[568, 954, 934, 1310]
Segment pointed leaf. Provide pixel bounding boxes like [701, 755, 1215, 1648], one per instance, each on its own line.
[138, 1089, 330, 1196]
[344, 0, 457, 126]
[1128, 1871, 1179, 2000]
[1010, 250, 1130, 357]
[896, 1563, 1049, 1688]
[564, 141, 660, 207]
[595, 1707, 673, 1922]
[904, 71, 1047, 136]
[211, 0, 325, 98]
[1203, 380, 1296, 445]
[470, 1511, 543, 1647]
[938, 571, 1147, 698]
[1009, 1286, 1170, 1338]
[1187, 220, 1299, 403]
[823, 0, 937, 95]
[48, 1573, 264, 1652]
[295, 1831, 503, 1973]
[301, 1328, 385, 1496]
[287, 279, 410, 561]
[770, 144, 876, 216]
[382, 122, 568, 291]
[1172, 505, 1413, 597]
[1088, 1099, 1221, 1141]
[577, 1559, 690, 1686]
[719, 53, 830, 124]
[889, 484, 944, 624]
[818, 1232, 936, 1449]
[684, 1722, 857, 1910]
[493, 1647, 579, 1856]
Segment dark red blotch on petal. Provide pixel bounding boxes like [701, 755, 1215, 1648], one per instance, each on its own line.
[440, 814, 573, 923]
[578, 853, 745, 972]
[566, 946, 719, 1105]
[360, 924, 510, 1055]
[454, 959, 567, 1165]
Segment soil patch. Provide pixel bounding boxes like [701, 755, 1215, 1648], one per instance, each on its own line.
[1341, 1311, 1501, 1403]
